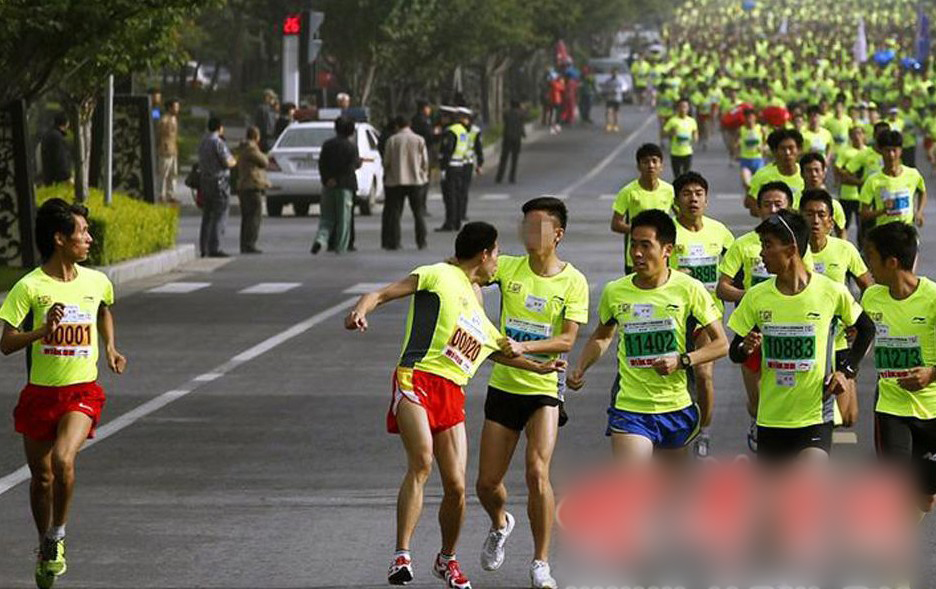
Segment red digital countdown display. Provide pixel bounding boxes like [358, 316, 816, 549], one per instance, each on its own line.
[283, 14, 301, 36]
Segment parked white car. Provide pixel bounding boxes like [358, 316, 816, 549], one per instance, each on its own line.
[266, 121, 385, 217]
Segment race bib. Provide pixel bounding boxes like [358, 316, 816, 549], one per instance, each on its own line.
[676, 132, 691, 144]
[444, 314, 487, 375]
[744, 136, 759, 147]
[762, 323, 817, 372]
[505, 317, 552, 361]
[881, 188, 911, 216]
[874, 335, 923, 378]
[40, 305, 94, 358]
[622, 318, 678, 368]
[678, 249, 719, 290]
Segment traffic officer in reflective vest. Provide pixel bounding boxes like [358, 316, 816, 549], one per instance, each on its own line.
[436, 107, 471, 232]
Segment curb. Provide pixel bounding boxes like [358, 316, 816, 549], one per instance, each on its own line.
[99, 244, 198, 286]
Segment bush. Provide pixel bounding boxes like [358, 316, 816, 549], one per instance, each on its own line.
[36, 184, 178, 266]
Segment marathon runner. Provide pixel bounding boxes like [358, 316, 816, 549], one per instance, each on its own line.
[835, 125, 868, 232]
[611, 143, 675, 274]
[663, 97, 699, 179]
[727, 209, 875, 461]
[737, 108, 767, 196]
[569, 209, 729, 461]
[862, 223, 936, 515]
[344, 222, 563, 589]
[799, 151, 847, 238]
[0, 198, 127, 589]
[802, 105, 834, 163]
[745, 129, 805, 217]
[476, 197, 588, 589]
[669, 171, 735, 456]
[860, 130, 927, 229]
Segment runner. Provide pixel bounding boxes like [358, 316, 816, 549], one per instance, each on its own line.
[663, 97, 699, 179]
[611, 143, 675, 274]
[745, 129, 804, 217]
[569, 209, 729, 462]
[802, 105, 834, 163]
[669, 171, 734, 457]
[835, 125, 868, 231]
[737, 108, 767, 195]
[799, 151, 847, 238]
[0, 198, 127, 589]
[344, 222, 564, 589]
[860, 129, 927, 229]
[799, 188, 874, 428]
[727, 209, 875, 461]
[476, 197, 588, 589]
[862, 222, 936, 515]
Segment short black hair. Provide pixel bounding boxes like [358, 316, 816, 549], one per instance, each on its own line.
[334, 116, 355, 137]
[743, 108, 756, 116]
[806, 104, 821, 116]
[522, 196, 568, 230]
[673, 171, 708, 196]
[798, 188, 834, 215]
[392, 114, 409, 128]
[280, 102, 296, 114]
[630, 209, 676, 246]
[635, 143, 664, 163]
[767, 128, 804, 151]
[877, 129, 903, 148]
[867, 223, 918, 270]
[756, 209, 809, 257]
[165, 98, 180, 109]
[207, 116, 223, 132]
[799, 151, 826, 169]
[53, 112, 69, 128]
[757, 181, 793, 206]
[35, 198, 89, 261]
[455, 221, 498, 260]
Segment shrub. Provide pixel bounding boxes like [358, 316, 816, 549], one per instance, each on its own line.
[36, 184, 178, 266]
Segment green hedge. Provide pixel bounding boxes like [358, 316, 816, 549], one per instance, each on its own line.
[36, 184, 179, 266]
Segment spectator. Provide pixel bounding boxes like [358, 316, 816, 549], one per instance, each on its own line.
[274, 102, 296, 142]
[378, 117, 400, 157]
[149, 87, 162, 120]
[496, 100, 525, 184]
[411, 100, 435, 147]
[382, 115, 429, 250]
[548, 74, 565, 134]
[336, 92, 351, 112]
[580, 66, 595, 124]
[40, 113, 72, 185]
[197, 116, 237, 258]
[312, 116, 360, 255]
[156, 98, 181, 204]
[254, 89, 278, 151]
[235, 126, 270, 254]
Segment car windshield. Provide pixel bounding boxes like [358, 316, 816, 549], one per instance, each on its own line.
[277, 127, 335, 148]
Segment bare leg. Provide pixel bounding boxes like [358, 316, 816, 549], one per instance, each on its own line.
[835, 382, 859, 427]
[23, 437, 54, 539]
[50, 412, 92, 528]
[433, 422, 468, 555]
[611, 433, 654, 462]
[693, 330, 715, 428]
[741, 365, 760, 419]
[525, 406, 559, 562]
[476, 420, 521, 530]
[394, 399, 434, 551]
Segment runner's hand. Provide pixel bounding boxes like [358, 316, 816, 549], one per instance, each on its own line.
[42, 303, 65, 338]
[897, 366, 936, 392]
[915, 212, 925, 227]
[652, 355, 679, 376]
[107, 347, 127, 374]
[345, 310, 368, 331]
[743, 331, 762, 355]
[824, 371, 849, 398]
[567, 367, 585, 390]
[498, 337, 524, 358]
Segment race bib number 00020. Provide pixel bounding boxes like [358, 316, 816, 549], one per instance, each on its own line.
[444, 314, 486, 375]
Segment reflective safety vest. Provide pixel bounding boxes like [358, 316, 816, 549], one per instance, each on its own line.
[446, 123, 470, 167]
[466, 125, 481, 165]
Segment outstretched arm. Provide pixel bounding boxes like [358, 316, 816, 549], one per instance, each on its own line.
[345, 275, 419, 331]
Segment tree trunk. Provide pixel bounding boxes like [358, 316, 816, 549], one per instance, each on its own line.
[67, 95, 96, 203]
[359, 56, 378, 106]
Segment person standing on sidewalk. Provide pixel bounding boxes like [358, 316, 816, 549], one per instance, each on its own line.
[156, 98, 181, 204]
[254, 89, 278, 152]
[382, 116, 429, 250]
[437, 109, 471, 232]
[235, 126, 270, 254]
[197, 116, 237, 258]
[496, 101, 526, 184]
[312, 116, 360, 255]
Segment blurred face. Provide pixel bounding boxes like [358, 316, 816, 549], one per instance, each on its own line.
[422, 105, 432, 116]
[638, 155, 663, 179]
[809, 113, 821, 128]
[677, 101, 689, 116]
[775, 138, 800, 167]
[745, 113, 757, 126]
[850, 127, 865, 147]
[882, 145, 902, 168]
[802, 160, 826, 189]
[520, 210, 563, 255]
[802, 199, 833, 239]
[758, 190, 789, 219]
[760, 232, 795, 274]
[630, 225, 672, 276]
[58, 214, 93, 262]
[793, 115, 805, 129]
[676, 182, 708, 218]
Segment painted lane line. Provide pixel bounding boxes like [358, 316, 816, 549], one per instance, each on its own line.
[480, 193, 510, 201]
[239, 282, 302, 294]
[0, 297, 358, 497]
[146, 282, 211, 294]
[343, 282, 389, 294]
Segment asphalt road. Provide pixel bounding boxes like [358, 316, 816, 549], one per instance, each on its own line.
[1, 104, 935, 588]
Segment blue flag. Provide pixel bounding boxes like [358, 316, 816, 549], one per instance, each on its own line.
[917, 4, 930, 63]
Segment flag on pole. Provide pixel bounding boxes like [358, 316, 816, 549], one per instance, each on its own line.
[779, 16, 788, 35]
[916, 3, 931, 63]
[853, 17, 868, 64]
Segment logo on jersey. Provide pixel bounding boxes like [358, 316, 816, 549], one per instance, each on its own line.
[807, 312, 821, 320]
[674, 244, 686, 254]
[507, 281, 522, 294]
[38, 295, 52, 306]
[870, 312, 884, 322]
[617, 303, 632, 315]
[912, 317, 927, 324]
[759, 310, 773, 323]
[666, 304, 680, 312]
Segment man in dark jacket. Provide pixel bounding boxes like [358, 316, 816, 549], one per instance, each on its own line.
[411, 100, 435, 147]
[496, 100, 526, 184]
[312, 116, 360, 254]
[254, 89, 278, 152]
[40, 113, 72, 185]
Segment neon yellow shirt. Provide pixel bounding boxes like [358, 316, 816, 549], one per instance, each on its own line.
[862, 278, 936, 419]
[0, 266, 114, 387]
[613, 178, 674, 264]
[488, 255, 589, 397]
[398, 263, 501, 386]
[859, 166, 926, 225]
[822, 114, 853, 148]
[599, 271, 722, 414]
[748, 163, 805, 204]
[811, 236, 869, 350]
[720, 230, 814, 291]
[837, 145, 863, 201]
[802, 127, 834, 155]
[739, 125, 766, 159]
[728, 273, 863, 428]
[671, 216, 735, 311]
[664, 116, 698, 156]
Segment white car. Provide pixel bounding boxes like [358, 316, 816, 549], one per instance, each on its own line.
[266, 121, 385, 217]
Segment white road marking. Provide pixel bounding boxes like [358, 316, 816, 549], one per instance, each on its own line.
[715, 192, 744, 201]
[343, 282, 389, 294]
[0, 296, 358, 497]
[146, 282, 211, 294]
[557, 114, 656, 198]
[599, 193, 617, 200]
[428, 192, 442, 201]
[239, 282, 302, 294]
[480, 193, 510, 201]
[833, 431, 858, 445]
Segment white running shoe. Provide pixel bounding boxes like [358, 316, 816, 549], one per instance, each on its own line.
[530, 560, 557, 589]
[480, 511, 515, 571]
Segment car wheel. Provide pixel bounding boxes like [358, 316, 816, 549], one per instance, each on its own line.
[293, 202, 310, 216]
[267, 201, 284, 217]
[359, 181, 377, 216]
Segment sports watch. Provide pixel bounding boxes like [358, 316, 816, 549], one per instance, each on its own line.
[679, 353, 693, 370]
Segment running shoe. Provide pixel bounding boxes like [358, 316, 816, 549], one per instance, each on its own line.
[34, 553, 53, 589]
[693, 431, 711, 459]
[388, 553, 414, 585]
[433, 554, 472, 589]
[480, 511, 515, 571]
[747, 420, 758, 453]
[530, 559, 558, 589]
[40, 538, 66, 577]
